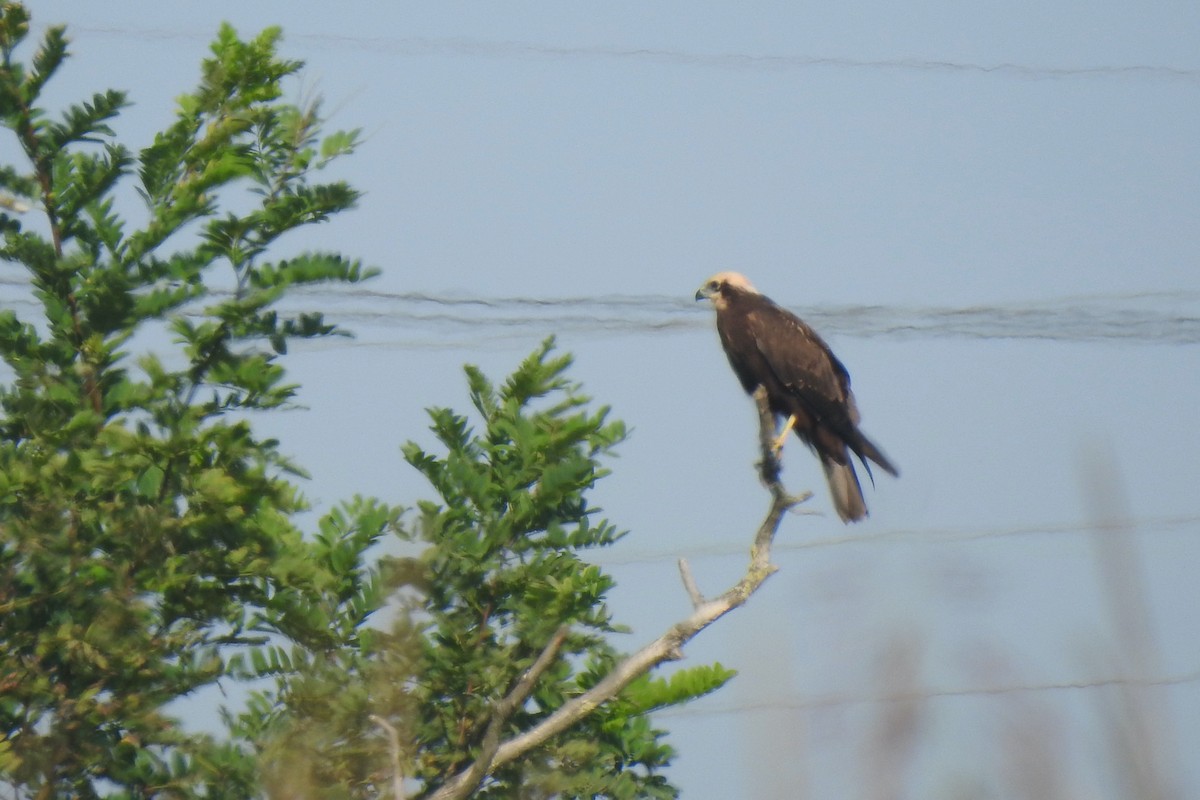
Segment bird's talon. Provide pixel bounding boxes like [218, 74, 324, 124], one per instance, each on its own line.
[771, 414, 796, 456]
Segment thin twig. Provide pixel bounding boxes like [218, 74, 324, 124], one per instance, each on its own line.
[370, 714, 406, 800]
[754, 385, 783, 488]
[677, 558, 705, 608]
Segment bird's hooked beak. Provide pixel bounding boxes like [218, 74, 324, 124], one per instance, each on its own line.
[695, 282, 717, 302]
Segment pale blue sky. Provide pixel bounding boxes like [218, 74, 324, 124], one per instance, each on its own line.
[15, 3, 1200, 796]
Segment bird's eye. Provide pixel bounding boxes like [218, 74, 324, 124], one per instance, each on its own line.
[709, 280, 720, 290]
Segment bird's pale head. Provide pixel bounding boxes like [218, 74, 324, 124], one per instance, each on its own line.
[695, 271, 758, 309]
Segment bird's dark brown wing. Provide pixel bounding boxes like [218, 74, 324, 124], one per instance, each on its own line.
[743, 301, 858, 433]
[744, 299, 898, 478]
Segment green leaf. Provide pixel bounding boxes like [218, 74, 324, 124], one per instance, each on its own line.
[45, 89, 129, 149]
[318, 127, 360, 163]
[622, 663, 738, 716]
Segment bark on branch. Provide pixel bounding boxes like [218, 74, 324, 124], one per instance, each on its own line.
[370, 714, 406, 800]
[428, 387, 807, 799]
[428, 626, 570, 800]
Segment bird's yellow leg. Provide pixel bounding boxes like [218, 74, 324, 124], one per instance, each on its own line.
[772, 414, 796, 455]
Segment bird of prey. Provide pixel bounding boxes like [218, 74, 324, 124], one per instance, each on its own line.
[696, 271, 897, 522]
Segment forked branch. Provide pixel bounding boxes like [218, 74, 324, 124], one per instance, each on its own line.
[427, 387, 808, 800]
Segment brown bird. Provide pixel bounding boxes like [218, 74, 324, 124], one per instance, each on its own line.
[696, 271, 897, 522]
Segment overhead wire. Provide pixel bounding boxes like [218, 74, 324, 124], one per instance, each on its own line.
[2, 280, 1197, 345]
[657, 668, 1200, 718]
[591, 513, 1200, 566]
[41, 24, 1200, 85]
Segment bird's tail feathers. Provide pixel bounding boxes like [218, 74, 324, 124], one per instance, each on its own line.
[822, 456, 868, 524]
[851, 431, 899, 482]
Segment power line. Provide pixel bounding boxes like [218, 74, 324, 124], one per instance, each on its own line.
[593, 513, 1200, 566]
[208, 286, 1200, 346]
[165, 286, 1200, 346]
[657, 668, 1200, 718]
[46, 25, 1200, 85]
[2, 282, 1197, 344]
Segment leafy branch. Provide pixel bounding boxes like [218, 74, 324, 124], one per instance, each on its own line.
[425, 387, 811, 800]
[0, 8, 388, 797]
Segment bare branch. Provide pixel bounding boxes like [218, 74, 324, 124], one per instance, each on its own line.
[428, 625, 571, 800]
[677, 557, 705, 608]
[754, 385, 783, 488]
[370, 714, 406, 800]
[429, 385, 809, 793]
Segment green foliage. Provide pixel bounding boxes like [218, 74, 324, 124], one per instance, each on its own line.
[399, 343, 709, 798]
[402, 341, 653, 796]
[0, 5, 384, 798]
[245, 344, 728, 800]
[619, 663, 738, 717]
[1, 5, 736, 798]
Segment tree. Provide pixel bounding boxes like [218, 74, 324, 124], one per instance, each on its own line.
[0, 6, 390, 796]
[1, 6, 800, 798]
[248, 341, 749, 800]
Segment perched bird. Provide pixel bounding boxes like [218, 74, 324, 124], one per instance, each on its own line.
[695, 271, 897, 522]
